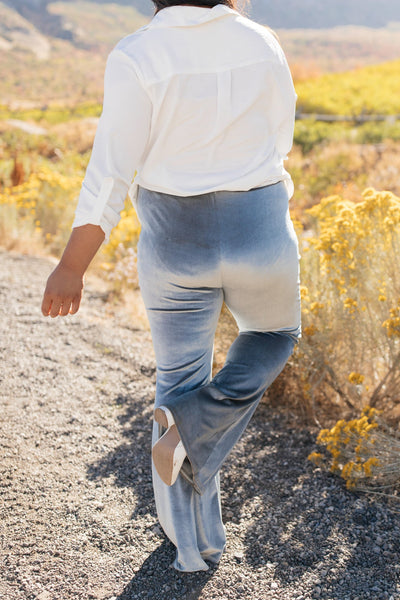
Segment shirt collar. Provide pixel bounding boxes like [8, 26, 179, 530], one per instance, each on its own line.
[148, 4, 239, 29]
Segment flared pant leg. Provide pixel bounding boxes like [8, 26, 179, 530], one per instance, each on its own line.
[147, 285, 227, 571]
[165, 330, 296, 495]
[135, 182, 301, 571]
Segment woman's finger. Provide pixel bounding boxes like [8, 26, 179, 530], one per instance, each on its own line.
[49, 297, 63, 318]
[41, 293, 52, 316]
[69, 294, 82, 315]
[59, 300, 72, 317]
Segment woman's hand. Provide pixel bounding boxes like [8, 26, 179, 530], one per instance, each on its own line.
[41, 224, 105, 318]
[41, 263, 83, 317]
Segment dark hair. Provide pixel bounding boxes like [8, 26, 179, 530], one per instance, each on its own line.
[151, 1, 246, 14]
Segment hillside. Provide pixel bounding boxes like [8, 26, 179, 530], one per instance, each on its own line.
[282, 25, 400, 76]
[48, 1, 148, 48]
[2, 0, 400, 105]
[6, 0, 400, 29]
[47, 0, 400, 28]
[249, 0, 400, 28]
[0, 2, 50, 59]
[0, 1, 147, 105]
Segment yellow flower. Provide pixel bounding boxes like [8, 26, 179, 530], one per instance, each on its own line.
[343, 297, 358, 310]
[310, 301, 324, 314]
[363, 457, 380, 477]
[303, 324, 318, 337]
[308, 452, 324, 466]
[300, 285, 309, 300]
[348, 372, 365, 385]
[341, 461, 356, 481]
[383, 316, 400, 337]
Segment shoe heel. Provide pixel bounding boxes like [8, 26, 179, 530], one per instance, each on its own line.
[154, 407, 170, 429]
[152, 425, 186, 486]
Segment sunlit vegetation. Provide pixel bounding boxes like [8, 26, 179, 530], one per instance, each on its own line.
[299, 188, 400, 414]
[296, 59, 400, 116]
[309, 407, 400, 494]
[0, 103, 102, 124]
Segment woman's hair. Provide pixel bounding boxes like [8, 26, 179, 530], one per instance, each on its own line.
[151, 1, 247, 14]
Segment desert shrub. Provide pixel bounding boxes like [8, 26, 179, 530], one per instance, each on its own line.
[352, 121, 400, 145]
[296, 188, 400, 421]
[309, 407, 400, 496]
[293, 119, 400, 154]
[0, 167, 81, 253]
[0, 159, 141, 268]
[294, 120, 345, 153]
[103, 244, 139, 294]
[99, 201, 141, 292]
[102, 202, 141, 259]
[296, 59, 400, 116]
[289, 140, 400, 218]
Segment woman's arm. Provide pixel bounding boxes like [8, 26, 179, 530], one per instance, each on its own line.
[41, 45, 152, 318]
[41, 224, 105, 317]
[73, 49, 152, 241]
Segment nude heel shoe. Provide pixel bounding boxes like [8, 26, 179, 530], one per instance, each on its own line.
[152, 406, 187, 486]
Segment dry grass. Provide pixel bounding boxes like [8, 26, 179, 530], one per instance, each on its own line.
[281, 26, 400, 75]
[289, 140, 400, 220]
[51, 117, 99, 154]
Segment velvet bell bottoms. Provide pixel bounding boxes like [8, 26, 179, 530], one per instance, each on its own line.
[135, 181, 301, 572]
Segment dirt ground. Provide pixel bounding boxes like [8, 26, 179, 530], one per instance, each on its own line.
[1, 250, 399, 600]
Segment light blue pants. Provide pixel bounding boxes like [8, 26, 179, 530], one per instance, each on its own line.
[136, 182, 301, 572]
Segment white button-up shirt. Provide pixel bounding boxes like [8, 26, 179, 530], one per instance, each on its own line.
[72, 4, 297, 241]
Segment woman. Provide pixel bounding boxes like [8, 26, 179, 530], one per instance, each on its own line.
[41, 0, 301, 572]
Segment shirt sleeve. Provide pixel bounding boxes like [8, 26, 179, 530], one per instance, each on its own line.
[268, 52, 297, 199]
[273, 55, 297, 160]
[72, 48, 152, 242]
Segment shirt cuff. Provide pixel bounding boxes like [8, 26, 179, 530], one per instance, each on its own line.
[72, 177, 122, 242]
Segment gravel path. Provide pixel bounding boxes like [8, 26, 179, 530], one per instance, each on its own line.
[1, 249, 399, 600]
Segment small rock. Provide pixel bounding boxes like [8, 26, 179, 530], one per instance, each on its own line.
[36, 593, 52, 600]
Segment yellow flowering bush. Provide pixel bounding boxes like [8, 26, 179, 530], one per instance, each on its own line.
[0, 155, 141, 291]
[0, 166, 81, 253]
[296, 188, 400, 417]
[100, 201, 141, 293]
[102, 202, 141, 258]
[296, 59, 400, 116]
[309, 407, 400, 494]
